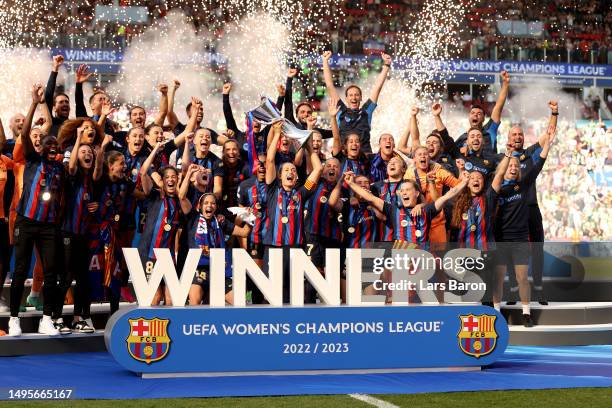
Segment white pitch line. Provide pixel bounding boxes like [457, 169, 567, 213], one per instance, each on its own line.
[349, 393, 400, 408]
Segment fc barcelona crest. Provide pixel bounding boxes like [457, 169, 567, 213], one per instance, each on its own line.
[457, 314, 497, 358]
[127, 318, 171, 364]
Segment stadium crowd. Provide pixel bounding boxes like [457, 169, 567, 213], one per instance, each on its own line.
[0, 48, 582, 339]
[16, 1, 612, 64]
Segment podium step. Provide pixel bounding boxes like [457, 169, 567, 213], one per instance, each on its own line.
[0, 330, 106, 356]
[0, 302, 135, 335]
[504, 302, 612, 346]
[509, 324, 612, 346]
[502, 302, 612, 325]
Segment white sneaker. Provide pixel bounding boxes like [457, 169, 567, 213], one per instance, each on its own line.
[38, 315, 59, 336]
[8, 317, 22, 336]
[85, 318, 94, 329]
[0, 298, 8, 313]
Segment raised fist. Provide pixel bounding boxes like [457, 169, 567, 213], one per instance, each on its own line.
[222, 82, 232, 95]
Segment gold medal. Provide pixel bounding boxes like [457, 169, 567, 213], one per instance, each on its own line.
[415, 230, 422, 238]
[462, 213, 468, 220]
[470, 225, 477, 232]
[442, 157, 448, 163]
[40, 179, 46, 187]
[114, 214, 120, 222]
[251, 249, 258, 256]
[475, 211, 480, 217]
[514, 185, 519, 191]
[131, 168, 137, 176]
[105, 200, 112, 207]
[484, 160, 489, 165]
[223, 195, 228, 200]
[347, 227, 355, 233]
[164, 224, 172, 232]
[320, 196, 328, 204]
[337, 214, 343, 223]
[255, 203, 262, 209]
[303, 209, 308, 216]
[256, 212, 262, 218]
[83, 193, 90, 201]
[281, 216, 289, 224]
[520, 154, 526, 161]
[202, 245, 209, 255]
[292, 195, 298, 202]
[400, 219, 409, 227]
[42, 192, 51, 201]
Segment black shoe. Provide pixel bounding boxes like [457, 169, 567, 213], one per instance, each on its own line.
[72, 320, 95, 334]
[506, 301, 517, 306]
[522, 314, 534, 328]
[533, 289, 548, 305]
[53, 318, 72, 335]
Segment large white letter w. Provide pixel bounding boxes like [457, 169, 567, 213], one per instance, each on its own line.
[122, 248, 200, 307]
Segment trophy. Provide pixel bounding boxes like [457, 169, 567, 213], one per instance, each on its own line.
[247, 97, 312, 148]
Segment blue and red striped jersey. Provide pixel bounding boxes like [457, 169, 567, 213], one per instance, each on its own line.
[17, 152, 64, 224]
[333, 151, 369, 177]
[138, 191, 182, 262]
[62, 169, 93, 234]
[383, 201, 439, 247]
[219, 160, 250, 211]
[372, 180, 401, 241]
[185, 210, 234, 275]
[340, 200, 378, 248]
[263, 180, 315, 246]
[305, 180, 342, 240]
[457, 188, 498, 251]
[92, 175, 135, 228]
[238, 177, 267, 244]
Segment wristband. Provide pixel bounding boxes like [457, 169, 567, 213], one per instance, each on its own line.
[551, 111, 559, 116]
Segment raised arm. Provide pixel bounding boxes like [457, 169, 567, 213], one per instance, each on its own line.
[93, 135, 111, 181]
[22, 84, 43, 157]
[432, 102, 446, 132]
[492, 148, 512, 193]
[328, 176, 344, 213]
[369, 53, 392, 103]
[140, 142, 163, 195]
[322, 51, 339, 101]
[166, 79, 180, 130]
[432, 103, 460, 159]
[178, 164, 198, 214]
[327, 96, 342, 156]
[284, 68, 297, 123]
[434, 175, 468, 210]
[39, 96, 53, 136]
[304, 142, 323, 187]
[490, 70, 509, 124]
[345, 172, 385, 212]
[180, 132, 194, 176]
[75, 64, 92, 118]
[97, 99, 115, 127]
[265, 121, 282, 184]
[185, 97, 201, 134]
[68, 126, 84, 176]
[45, 55, 63, 115]
[222, 82, 240, 134]
[409, 106, 420, 152]
[276, 83, 285, 111]
[537, 100, 558, 147]
[154, 83, 168, 127]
